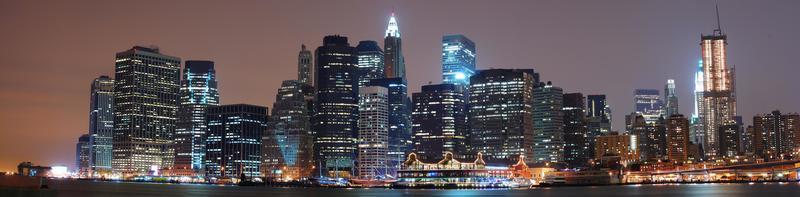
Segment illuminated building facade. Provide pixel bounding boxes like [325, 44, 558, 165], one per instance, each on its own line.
[532, 82, 564, 164]
[368, 78, 411, 177]
[633, 89, 663, 124]
[468, 69, 538, 165]
[298, 45, 313, 85]
[112, 46, 181, 177]
[719, 123, 742, 157]
[312, 35, 360, 178]
[174, 60, 219, 176]
[562, 93, 590, 168]
[384, 13, 405, 78]
[262, 80, 315, 179]
[88, 76, 114, 175]
[594, 132, 638, 166]
[357, 86, 390, 180]
[752, 110, 799, 161]
[664, 79, 679, 117]
[586, 95, 611, 160]
[205, 104, 267, 179]
[700, 27, 737, 157]
[666, 114, 690, 163]
[691, 60, 706, 146]
[441, 34, 476, 88]
[356, 40, 385, 87]
[396, 152, 528, 188]
[411, 84, 467, 162]
[77, 134, 91, 176]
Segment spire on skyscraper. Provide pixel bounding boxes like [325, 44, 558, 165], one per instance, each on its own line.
[385, 13, 400, 38]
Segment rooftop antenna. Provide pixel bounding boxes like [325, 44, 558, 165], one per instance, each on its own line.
[713, 1, 723, 36]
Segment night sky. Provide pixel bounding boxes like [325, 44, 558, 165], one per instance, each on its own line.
[1, 0, 798, 171]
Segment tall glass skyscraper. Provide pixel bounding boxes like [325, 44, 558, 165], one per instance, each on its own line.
[356, 40, 385, 87]
[664, 79, 679, 117]
[563, 93, 589, 168]
[112, 46, 181, 177]
[411, 84, 467, 162]
[532, 82, 564, 164]
[700, 27, 737, 158]
[367, 78, 410, 177]
[586, 94, 611, 162]
[357, 86, 390, 180]
[174, 60, 219, 176]
[262, 80, 315, 179]
[205, 104, 268, 179]
[88, 76, 114, 176]
[467, 69, 538, 165]
[384, 13, 405, 78]
[634, 89, 663, 124]
[76, 134, 91, 176]
[441, 34, 476, 87]
[313, 35, 360, 178]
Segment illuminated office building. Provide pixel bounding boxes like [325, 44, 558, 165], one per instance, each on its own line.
[634, 89, 663, 124]
[357, 86, 390, 180]
[411, 84, 467, 162]
[367, 78, 411, 177]
[532, 82, 564, 164]
[586, 95, 611, 160]
[752, 110, 799, 161]
[664, 79, 679, 117]
[77, 134, 91, 176]
[112, 46, 181, 177]
[262, 80, 315, 179]
[298, 45, 313, 85]
[205, 104, 268, 179]
[442, 34, 476, 88]
[700, 17, 737, 157]
[384, 13, 405, 79]
[468, 69, 538, 165]
[563, 93, 590, 168]
[174, 60, 219, 176]
[356, 40, 385, 87]
[666, 114, 690, 163]
[88, 76, 114, 175]
[312, 35, 360, 178]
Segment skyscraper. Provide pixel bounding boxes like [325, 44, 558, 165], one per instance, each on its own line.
[76, 134, 91, 176]
[563, 93, 590, 168]
[666, 114, 690, 163]
[468, 69, 538, 165]
[262, 80, 315, 179]
[174, 60, 219, 176]
[532, 82, 564, 164]
[112, 46, 181, 177]
[356, 40, 385, 87]
[442, 34, 476, 88]
[384, 13, 405, 79]
[700, 14, 737, 157]
[752, 110, 799, 160]
[298, 45, 313, 85]
[586, 95, 612, 161]
[664, 79, 679, 117]
[357, 86, 389, 180]
[88, 76, 114, 176]
[411, 84, 467, 162]
[634, 89, 663, 124]
[205, 104, 268, 179]
[367, 78, 410, 177]
[313, 35, 360, 178]
[691, 60, 706, 146]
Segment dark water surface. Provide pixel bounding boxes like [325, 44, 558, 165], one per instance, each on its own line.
[6, 179, 800, 197]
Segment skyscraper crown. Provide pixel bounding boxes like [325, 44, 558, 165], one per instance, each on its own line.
[385, 13, 400, 38]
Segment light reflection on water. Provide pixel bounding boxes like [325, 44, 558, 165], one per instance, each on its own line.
[23, 180, 800, 197]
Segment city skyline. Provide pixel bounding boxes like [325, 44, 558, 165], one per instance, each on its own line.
[1, 1, 799, 171]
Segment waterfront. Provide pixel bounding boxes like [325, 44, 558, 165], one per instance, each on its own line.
[3, 179, 800, 197]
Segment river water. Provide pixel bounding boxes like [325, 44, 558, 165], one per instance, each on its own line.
[4, 179, 800, 196]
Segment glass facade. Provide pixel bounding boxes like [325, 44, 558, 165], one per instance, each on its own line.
[313, 35, 360, 178]
[356, 40, 385, 87]
[367, 78, 411, 178]
[634, 89, 663, 124]
[700, 33, 737, 158]
[411, 84, 467, 162]
[174, 60, 219, 176]
[532, 83, 564, 164]
[562, 93, 589, 168]
[262, 80, 315, 179]
[112, 46, 181, 177]
[205, 104, 268, 179]
[467, 69, 538, 165]
[441, 35, 476, 88]
[88, 76, 114, 175]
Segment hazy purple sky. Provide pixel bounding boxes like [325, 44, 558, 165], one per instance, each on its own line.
[1, 0, 798, 171]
